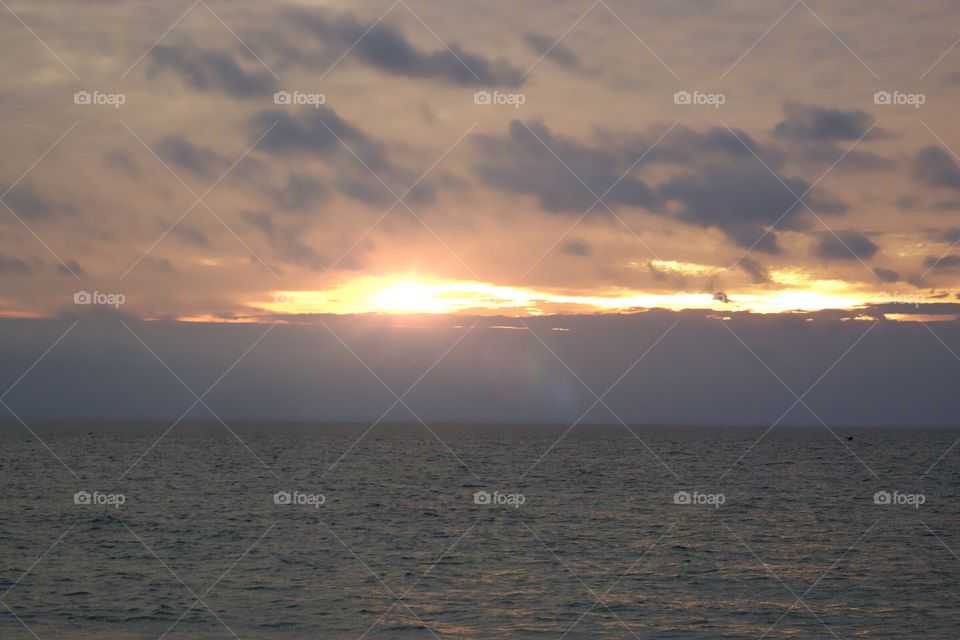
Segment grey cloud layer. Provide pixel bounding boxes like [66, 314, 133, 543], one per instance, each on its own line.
[150, 44, 279, 98]
[285, 8, 525, 87]
[472, 111, 850, 254]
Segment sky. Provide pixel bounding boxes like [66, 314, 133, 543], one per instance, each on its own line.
[2, 0, 960, 424]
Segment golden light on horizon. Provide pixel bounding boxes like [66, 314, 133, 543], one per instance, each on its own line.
[248, 273, 923, 318]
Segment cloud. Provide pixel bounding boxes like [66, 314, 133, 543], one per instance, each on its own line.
[250, 106, 436, 208]
[57, 259, 84, 276]
[738, 257, 770, 283]
[473, 119, 846, 253]
[289, 9, 524, 87]
[141, 256, 174, 273]
[149, 44, 278, 98]
[873, 267, 900, 283]
[933, 200, 960, 211]
[269, 173, 328, 212]
[812, 230, 879, 260]
[473, 119, 658, 213]
[103, 151, 139, 178]
[924, 254, 960, 272]
[913, 145, 960, 190]
[895, 195, 918, 211]
[561, 239, 590, 256]
[252, 106, 387, 171]
[659, 162, 844, 254]
[523, 32, 579, 69]
[156, 136, 229, 181]
[773, 102, 882, 142]
[772, 102, 893, 172]
[0, 254, 31, 274]
[243, 210, 274, 239]
[242, 211, 331, 271]
[170, 225, 211, 248]
[2, 181, 56, 220]
[896, 196, 960, 213]
[798, 146, 895, 172]
[930, 228, 960, 244]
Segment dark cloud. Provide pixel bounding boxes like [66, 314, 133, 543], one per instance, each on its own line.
[523, 32, 579, 69]
[933, 199, 960, 211]
[473, 119, 658, 213]
[659, 162, 844, 254]
[895, 195, 918, 211]
[252, 106, 387, 171]
[170, 225, 211, 248]
[243, 210, 274, 239]
[57, 259, 84, 276]
[873, 267, 900, 283]
[930, 228, 960, 244]
[141, 256, 174, 273]
[474, 120, 846, 253]
[629, 125, 778, 167]
[812, 230, 879, 260]
[156, 136, 229, 181]
[103, 151, 139, 178]
[270, 173, 328, 212]
[773, 102, 881, 142]
[799, 146, 895, 172]
[149, 44, 278, 98]
[924, 254, 960, 271]
[0, 254, 31, 274]
[772, 103, 893, 172]
[243, 211, 328, 271]
[913, 145, 960, 190]
[738, 257, 770, 283]
[561, 239, 590, 256]
[3, 181, 55, 220]
[289, 9, 524, 87]
[896, 196, 960, 213]
[250, 106, 428, 207]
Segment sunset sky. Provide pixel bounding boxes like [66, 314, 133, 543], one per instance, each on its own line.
[3, 0, 960, 424]
[2, 0, 960, 320]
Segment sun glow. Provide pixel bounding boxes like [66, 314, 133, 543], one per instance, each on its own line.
[252, 273, 904, 317]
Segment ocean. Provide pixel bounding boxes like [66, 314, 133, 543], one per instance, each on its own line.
[1, 424, 958, 638]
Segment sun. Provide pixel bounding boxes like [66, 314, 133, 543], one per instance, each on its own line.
[371, 279, 451, 314]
